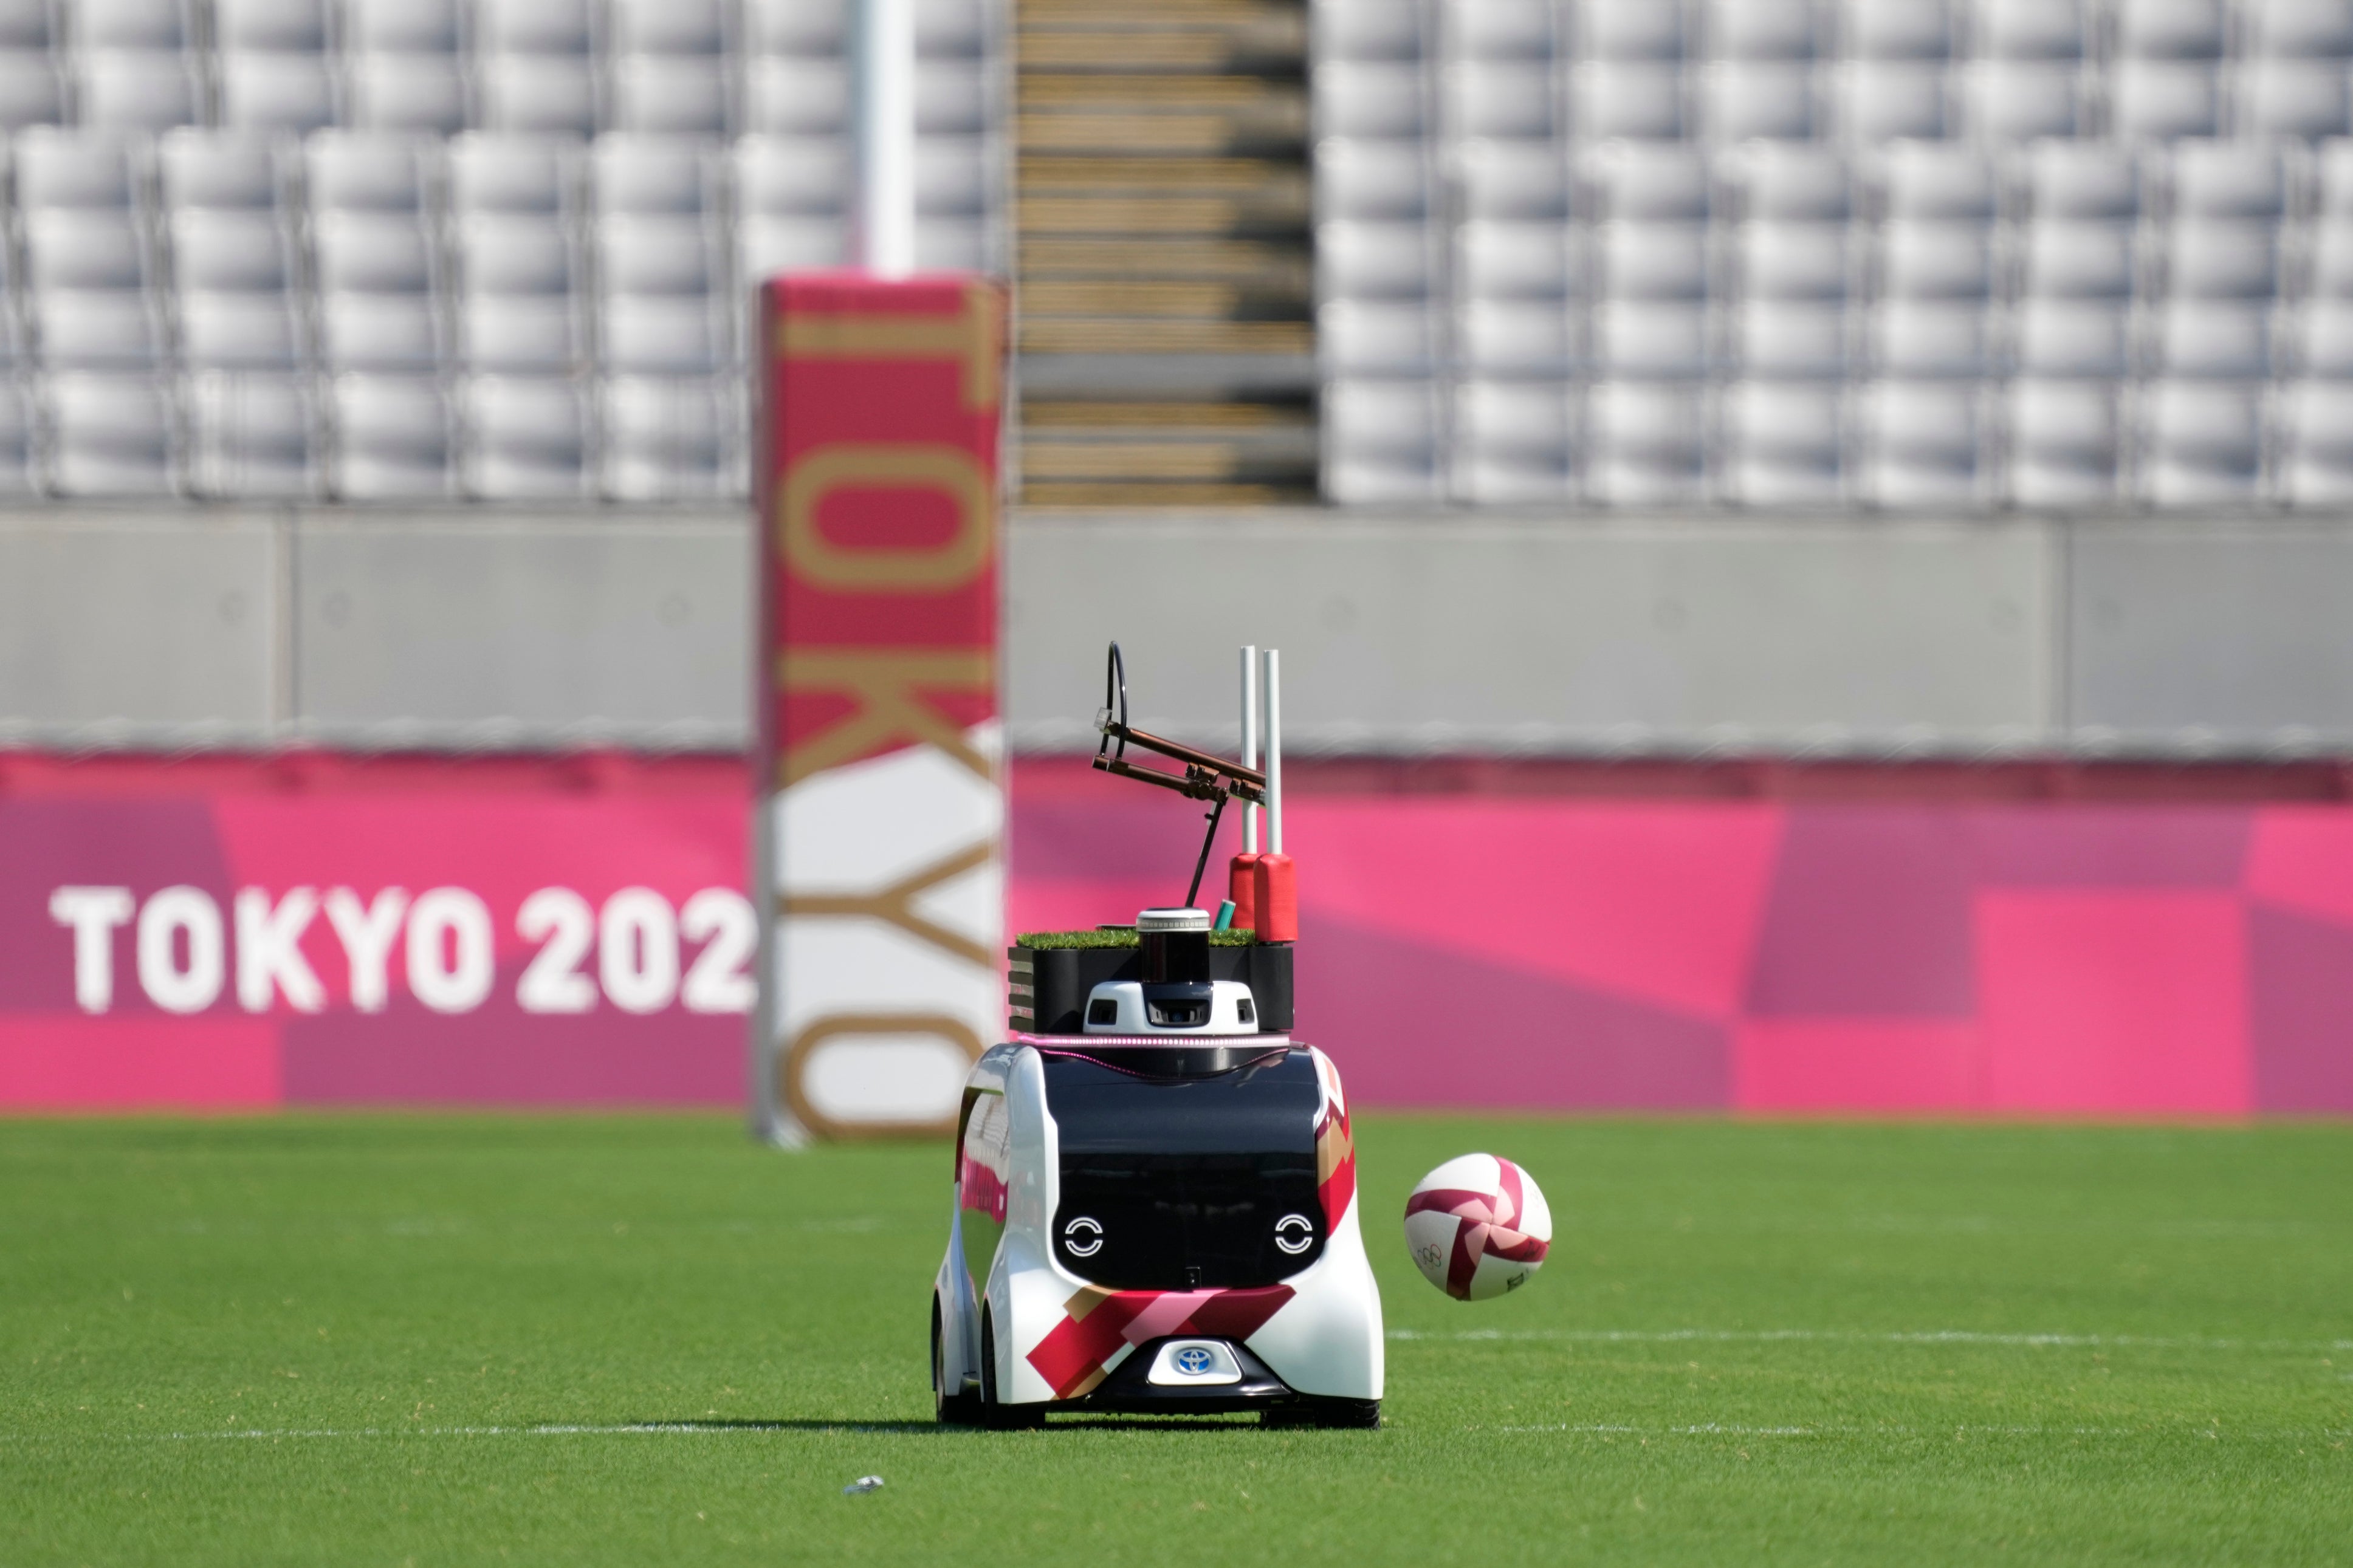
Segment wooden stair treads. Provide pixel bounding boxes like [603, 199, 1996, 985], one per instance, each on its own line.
[1013, 0, 1314, 507]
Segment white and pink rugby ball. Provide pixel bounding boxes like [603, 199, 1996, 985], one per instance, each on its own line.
[1403, 1154, 1553, 1301]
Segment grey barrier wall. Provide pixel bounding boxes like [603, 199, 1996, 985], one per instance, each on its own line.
[1008, 513, 2060, 755]
[4, 506, 2352, 757]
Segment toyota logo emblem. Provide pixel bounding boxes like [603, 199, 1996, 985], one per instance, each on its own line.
[1062, 1216, 1103, 1258]
[1173, 1346, 1215, 1375]
[1274, 1213, 1315, 1255]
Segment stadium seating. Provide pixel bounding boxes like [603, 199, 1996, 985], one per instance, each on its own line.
[6, 0, 2349, 511]
[0, 0, 1005, 501]
[1314, 0, 2353, 508]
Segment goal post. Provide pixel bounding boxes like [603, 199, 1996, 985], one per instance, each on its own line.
[751, 273, 1008, 1145]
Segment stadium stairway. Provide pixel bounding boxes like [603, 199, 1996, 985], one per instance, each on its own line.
[1014, 0, 1319, 505]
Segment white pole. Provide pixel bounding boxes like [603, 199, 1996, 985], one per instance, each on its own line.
[1240, 644, 1259, 854]
[851, 0, 915, 278]
[1262, 648, 1282, 856]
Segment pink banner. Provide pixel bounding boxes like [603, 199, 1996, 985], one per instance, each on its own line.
[0, 755, 751, 1110]
[4, 753, 2351, 1116]
[1009, 760, 2353, 1119]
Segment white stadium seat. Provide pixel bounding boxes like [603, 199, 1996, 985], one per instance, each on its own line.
[1572, 61, 1688, 140]
[186, 369, 317, 497]
[329, 373, 455, 498]
[44, 371, 176, 494]
[1860, 378, 1991, 506]
[2138, 378, 2266, 503]
[1721, 380, 1847, 505]
[1443, 61, 1554, 141]
[461, 374, 593, 499]
[1322, 377, 1441, 503]
[1577, 0, 1686, 61]
[1458, 298, 1577, 376]
[1451, 0, 1554, 61]
[1313, 0, 1425, 63]
[0, 52, 64, 128]
[2279, 378, 2353, 501]
[2233, 60, 2351, 139]
[77, 0, 193, 52]
[601, 374, 740, 499]
[1316, 140, 1431, 221]
[609, 55, 730, 135]
[1841, 0, 1957, 61]
[453, 213, 584, 372]
[2109, 60, 2221, 140]
[1315, 61, 1429, 139]
[75, 51, 201, 129]
[1587, 380, 1708, 503]
[746, 0, 845, 58]
[1709, 0, 1821, 60]
[1956, 61, 2084, 140]
[2007, 378, 2120, 505]
[745, 57, 848, 135]
[1973, 0, 2087, 60]
[1321, 219, 1435, 300]
[1457, 221, 1575, 301]
[1593, 301, 1708, 376]
[2114, 0, 2227, 60]
[1836, 61, 1953, 142]
[1456, 140, 1571, 222]
[450, 134, 582, 217]
[1702, 62, 1822, 141]
[1318, 300, 1437, 375]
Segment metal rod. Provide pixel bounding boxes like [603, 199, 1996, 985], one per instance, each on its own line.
[1102, 721, 1266, 791]
[1091, 755, 1263, 806]
[1241, 644, 1259, 854]
[1263, 648, 1282, 855]
[1185, 793, 1228, 908]
[851, 0, 914, 278]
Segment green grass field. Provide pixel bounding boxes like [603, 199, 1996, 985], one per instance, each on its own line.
[4, 1114, 2349, 1566]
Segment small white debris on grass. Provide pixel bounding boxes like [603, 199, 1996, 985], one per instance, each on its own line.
[842, 1475, 884, 1495]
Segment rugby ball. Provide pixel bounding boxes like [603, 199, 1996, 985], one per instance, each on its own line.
[1403, 1153, 1551, 1301]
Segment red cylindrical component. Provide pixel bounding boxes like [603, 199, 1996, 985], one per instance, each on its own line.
[1252, 852, 1296, 943]
[1227, 852, 1260, 931]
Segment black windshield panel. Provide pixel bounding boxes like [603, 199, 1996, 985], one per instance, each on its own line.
[1043, 1049, 1325, 1289]
[1042, 1049, 1320, 1155]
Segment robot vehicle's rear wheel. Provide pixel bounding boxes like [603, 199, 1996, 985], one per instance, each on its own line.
[978, 1306, 1043, 1429]
[932, 1297, 981, 1425]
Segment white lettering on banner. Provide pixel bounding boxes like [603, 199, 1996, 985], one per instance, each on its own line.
[323, 887, 409, 1013]
[48, 886, 133, 1014]
[137, 886, 225, 1015]
[600, 888, 680, 1015]
[48, 883, 754, 1016]
[405, 888, 495, 1015]
[679, 889, 758, 1014]
[515, 888, 597, 1014]
[235, 888, 326, 1013]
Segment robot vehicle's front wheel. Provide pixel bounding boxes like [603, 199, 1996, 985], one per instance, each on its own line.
[932, 1297, 981, 1425]
[978, 1306, 1044, 1429]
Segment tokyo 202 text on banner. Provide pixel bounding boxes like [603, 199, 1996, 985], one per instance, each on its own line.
[753, 274, 1008, 1144]
[0, 755, 751, 1109]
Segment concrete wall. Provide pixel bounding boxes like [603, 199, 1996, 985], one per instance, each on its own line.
[4, 506, 2352, 756]
[0, 508, 751, 750]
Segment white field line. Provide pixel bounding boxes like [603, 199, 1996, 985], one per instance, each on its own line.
[1390, 1328, 2353, 1353]
[1494, 1423, 2353, 1439]
[0, 1423, 885, 1442]
[5, 1421, 2348, 1443]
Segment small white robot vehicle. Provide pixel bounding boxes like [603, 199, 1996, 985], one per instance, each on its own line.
[931, 646, 1385, 1427]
